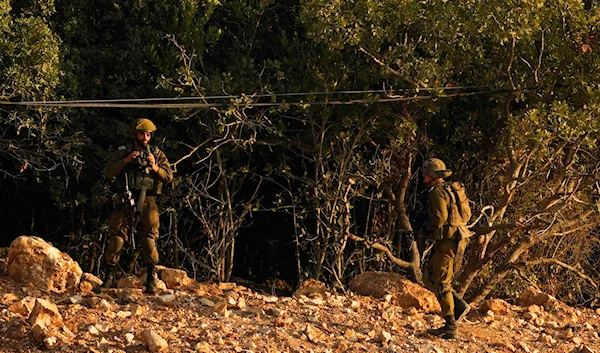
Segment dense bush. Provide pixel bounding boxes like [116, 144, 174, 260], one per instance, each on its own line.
[1, 0, 599, 305]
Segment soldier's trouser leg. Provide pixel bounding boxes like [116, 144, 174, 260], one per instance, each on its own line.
[138, 197, 160, 266]
[106, 208, 130, 266]
[428, 239, 457, 318]
[453, 291, 470, 321]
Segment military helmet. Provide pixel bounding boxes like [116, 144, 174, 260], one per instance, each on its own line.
[131, 118, 157, 133]
[421, 158, 452, 179]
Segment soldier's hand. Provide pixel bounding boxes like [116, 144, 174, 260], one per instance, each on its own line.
[146, 153, 155, 165]
[147, 154, 159, 172]
[124, 151, 140, 164]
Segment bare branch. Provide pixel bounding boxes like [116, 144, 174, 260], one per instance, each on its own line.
[346, 232, 412, 268]
[513, 258, 597, 288]
[358, 47, 416, 87]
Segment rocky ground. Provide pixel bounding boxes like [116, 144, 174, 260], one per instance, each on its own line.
[1, 270, 600, 353]
[1, 236, 599, 353]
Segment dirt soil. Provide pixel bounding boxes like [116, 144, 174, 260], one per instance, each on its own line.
[0, 273, 599, 353]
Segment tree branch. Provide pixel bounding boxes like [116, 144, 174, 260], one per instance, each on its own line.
[346, 233, 412, 268]
[513, 258, 597, 288]
[358, 47, 416, 87]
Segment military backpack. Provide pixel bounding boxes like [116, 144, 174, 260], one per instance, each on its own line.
[443, 182, 473, 272]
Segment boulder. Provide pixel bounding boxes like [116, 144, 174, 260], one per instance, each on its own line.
[519, 286, 555, 307]
[7, 236, 82, 293]
[160, 268, 191, 289]
[293, 279, 327, 298]
[348, 272, 440, 313]
[117, 275, 143, 289]
[480, 299, 511, 315]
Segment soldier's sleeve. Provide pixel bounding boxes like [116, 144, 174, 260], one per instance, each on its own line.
[105, 149, 127, 179]
[153, 149, 173, 184]
[424, 187, 449, 240]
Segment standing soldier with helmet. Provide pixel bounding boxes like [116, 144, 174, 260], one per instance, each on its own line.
[416, 157, 472, 339]
[100, 118, 173, 294]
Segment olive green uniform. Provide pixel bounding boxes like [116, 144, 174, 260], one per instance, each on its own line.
[424, 180, 458, 318]
[104, 144, 173, 266]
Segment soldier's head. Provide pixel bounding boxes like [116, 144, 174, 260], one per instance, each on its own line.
[131, 118, 157, 148]
[421, 158, 452, 183]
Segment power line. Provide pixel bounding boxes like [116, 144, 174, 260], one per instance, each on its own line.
[0, 88, 514, 109]
[0, 86, 488, 104]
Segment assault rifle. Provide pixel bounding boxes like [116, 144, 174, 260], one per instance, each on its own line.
[123, 145, 154, 251]
[123, 170, 137, 250]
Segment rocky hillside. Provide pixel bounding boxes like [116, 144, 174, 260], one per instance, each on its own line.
[1, 236, 599, 353]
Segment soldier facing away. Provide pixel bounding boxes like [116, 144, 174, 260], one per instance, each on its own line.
[417, 157, 471, 339]
[100, 118, 173, 294]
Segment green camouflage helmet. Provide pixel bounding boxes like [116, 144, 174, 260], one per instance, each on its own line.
[131, 118, 157, 133]
[421, 158, 453, 179]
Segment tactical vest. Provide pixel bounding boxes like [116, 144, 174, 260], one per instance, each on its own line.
[113, 144, 164, 195]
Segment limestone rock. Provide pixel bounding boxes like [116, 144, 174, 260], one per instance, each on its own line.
[117, 275, 143, 289]
[200, 297, 215, 307]
[377, 330, 392, 343]
[2, 292, 19, 303]
[7, 236, 82, 293]
[195, 341, 215, 353]
[29, 298, 63, 328]
[519, 286, 555, 307]
[29, 298, 74, 348]
[81, 272, 102, 288]
[524, 312, 538, 321]
[8, 296, 36, 317]
[237, 296, 247, 310]
[241, 306, 265, 318]
[135, 265, 167, 278]
[267, 308, 285, 317]
[580, 345, 594, 353]
[141, 328, 168, 352]
[348, 271, 440, 313]
[293, 279, 327, 298]
[480, 299, 510, 315]
[80, 297, 102, 308]
[518, 341, 531, 353]
[160, 268, 191, 289]
[125, 332, 135, 345]
[305, 324, 325, 343]
[158, 294, 177, 305]
[78, 281, 94, 294]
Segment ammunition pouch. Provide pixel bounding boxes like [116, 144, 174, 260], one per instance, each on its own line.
[113, 168, 162, 195]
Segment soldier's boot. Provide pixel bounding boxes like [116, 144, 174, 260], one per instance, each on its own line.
[453, 292, 471, 322]
[144, 264, 157, 294]
[97, 265, 116, 292]
[427, 315, 457, 339]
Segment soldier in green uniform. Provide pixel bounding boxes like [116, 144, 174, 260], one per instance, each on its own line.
[417, 158, 471, 339]
[100, 118, 173, 294]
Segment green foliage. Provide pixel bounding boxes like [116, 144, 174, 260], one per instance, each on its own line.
[1, 0, 600, 304]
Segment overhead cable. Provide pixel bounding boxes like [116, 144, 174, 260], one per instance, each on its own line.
[0, 88, 515, 109]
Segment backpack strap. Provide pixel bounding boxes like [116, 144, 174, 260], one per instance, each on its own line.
[442, 183, 457, 225]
